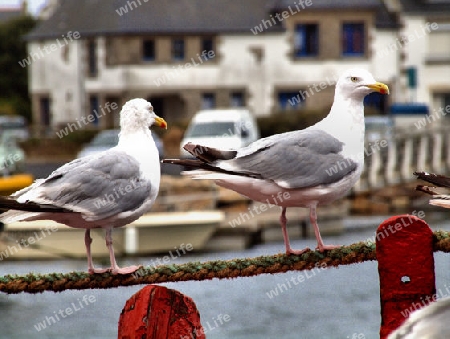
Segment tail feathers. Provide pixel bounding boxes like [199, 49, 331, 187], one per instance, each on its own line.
[415, 184, 450, 209]
[162, 158, 208, 169]
[0, 196, 70, 213]
[163, 142, 261, 180]
[414, 171, 450, 188]
[182, 170, 236, 180]
[0, 196, 71, 224]
[416, 185, 440, 196]
[429, 198, 450, 209]
[163, 158, 236, 175]
[162, 158, 262, 179]
[0, 210, 41, 224]
[183, 142, 237, 163]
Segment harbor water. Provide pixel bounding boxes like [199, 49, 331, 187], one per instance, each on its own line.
[1, 217, 450, 339]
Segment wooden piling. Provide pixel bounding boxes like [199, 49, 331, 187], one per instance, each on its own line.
[118, 285, 205, 339]
[377, 215, 436, 338]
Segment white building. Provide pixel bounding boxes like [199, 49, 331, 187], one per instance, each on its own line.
[24, 0, 408, 131]
[398, 0, 450, 112]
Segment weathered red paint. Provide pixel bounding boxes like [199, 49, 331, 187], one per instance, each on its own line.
[377, 215, 436, 338]
[118, 285, 205, 339]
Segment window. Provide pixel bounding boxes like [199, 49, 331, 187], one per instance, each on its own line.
[105, 96, 120, 128]
[61, 45, 69, 62]
[172, 39, 185, 61]
[294, 24, 318, 57]
[87, 40, 97, 77]
[278, 91, 304, 110]
[230, 92, 244, 107]
[201, 37, 214, 53]
[202, 93, 215, 109]
[342, 23, 365, 56]
[89, 95, 100, 126]
[444, 94, 450, 109]
[40, 97, 51, 127]
[142, 39, 155, 61]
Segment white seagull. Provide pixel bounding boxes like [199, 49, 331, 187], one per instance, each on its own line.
[388, 296, 450, 339]
[164, 69, 389, 255]
[0, 98, 167, 274]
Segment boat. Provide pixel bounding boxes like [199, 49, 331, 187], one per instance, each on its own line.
[0, 211, 223, 259]
[0, 174, 34, 196]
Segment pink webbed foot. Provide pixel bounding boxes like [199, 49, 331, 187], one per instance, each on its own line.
[286, 247, 311, 256]
[110, 265, 142, 275]
[88, 265, 142, 275]
[88, 267, 110, 275]
[316, 244, 341, 252]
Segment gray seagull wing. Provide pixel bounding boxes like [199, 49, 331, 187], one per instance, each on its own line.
[19, 150, 152, 221]
[222, 129, 357, 189]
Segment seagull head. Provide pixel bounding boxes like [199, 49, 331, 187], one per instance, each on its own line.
[336, 68, 389, 101]
[120, 98, 167, 133]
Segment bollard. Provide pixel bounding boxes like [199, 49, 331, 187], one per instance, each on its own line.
[118, 285, 205, 339]
[377, 215, 436, 339]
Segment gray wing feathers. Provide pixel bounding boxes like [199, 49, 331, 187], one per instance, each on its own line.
[224, 129, 357, 189]
[21, 150, 152, 220]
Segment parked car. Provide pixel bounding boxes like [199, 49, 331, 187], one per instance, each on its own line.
[77, 129, 164, 159]
[180, 108, 260, 158]
[365, 116, 394, 144]
[0, 132, 25, 176]
[0, 116, 29, 141]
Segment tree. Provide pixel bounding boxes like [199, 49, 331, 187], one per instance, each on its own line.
[0, 15, 37, 122]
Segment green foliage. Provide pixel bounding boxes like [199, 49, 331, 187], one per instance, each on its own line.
[0, 15, 37, 121]
[256, 109, 328, 138]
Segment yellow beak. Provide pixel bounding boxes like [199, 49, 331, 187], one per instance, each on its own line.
[366, 82, 389, 95]
[154, 117, 168, 129]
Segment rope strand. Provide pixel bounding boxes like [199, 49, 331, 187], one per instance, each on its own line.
[1, 231, 449, 294]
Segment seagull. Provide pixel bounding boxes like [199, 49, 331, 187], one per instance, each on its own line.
[163, 69, 389, 255]
[414, 171, 450, 208]
[387, 296, 450, 339]
[0, 98, 167, 274]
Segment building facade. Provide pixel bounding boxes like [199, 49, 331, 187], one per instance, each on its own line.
[24, 0, 449, 132]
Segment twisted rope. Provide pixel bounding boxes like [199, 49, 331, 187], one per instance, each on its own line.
[1, 231, 449, 294]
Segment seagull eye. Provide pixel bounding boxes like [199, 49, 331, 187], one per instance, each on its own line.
[350, 77, 359, 82]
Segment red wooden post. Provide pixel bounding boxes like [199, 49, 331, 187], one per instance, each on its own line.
[377, 215, 436, 339]
[118, 285, 205, 339]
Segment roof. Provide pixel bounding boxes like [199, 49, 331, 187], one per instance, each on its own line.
[272, 0, 381, 10]
[26, 0, 279, 40]
[400, 0, 450, 16]
[272, 0, 400, 29]
[27, 0, 400, 40]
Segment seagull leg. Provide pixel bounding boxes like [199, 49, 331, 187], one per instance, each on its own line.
[105, 228, 140, 275]
[310, 205, 340, 252]
[85, 229, 108, 274]
[280, 207, 310, 255]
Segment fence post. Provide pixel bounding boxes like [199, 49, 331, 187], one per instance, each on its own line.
[377, 215, 435, 338]
[118, 285, 205, 339]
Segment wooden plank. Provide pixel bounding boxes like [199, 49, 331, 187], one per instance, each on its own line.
[118, 285, 205, 339]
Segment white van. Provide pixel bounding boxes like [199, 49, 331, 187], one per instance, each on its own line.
[180, 108, 260, 158]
